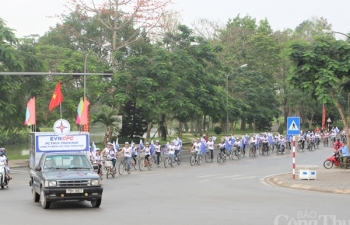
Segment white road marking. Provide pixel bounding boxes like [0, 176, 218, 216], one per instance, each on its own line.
[232, 176, 257, 180]
[217, 175, 241, 179]
[197, 179, 211, 183]
[195, 174, 223, 178]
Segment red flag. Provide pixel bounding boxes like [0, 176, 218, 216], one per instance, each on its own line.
[322, 105, 326, 130]
[49, 82, 63, 111]
[80, 98, 90, 125]
[24, 97, 36, 125]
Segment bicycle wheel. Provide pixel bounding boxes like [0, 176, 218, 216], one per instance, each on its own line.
[197, 155, 202, 165]
[164, 157, 169, 168]
[118, 161, 125, 175]
[176, 154, 181, 165]
[297, 144, 303, 152]
[217, 153, 221, 163]
[249, 148, 253, 157]
[205, 152, 210, 163]
[106, 168, 110, 179]
[138, 158, 144, 171]
[190, 154, 195, 166]
[133, 158, 138, 170]
[148, 158, 153, 170]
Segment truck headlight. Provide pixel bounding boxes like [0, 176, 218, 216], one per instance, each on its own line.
[91, 180, 99, 186]
[48, 181, 57, 187]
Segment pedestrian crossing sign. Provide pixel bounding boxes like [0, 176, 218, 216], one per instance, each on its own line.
[287, 117, 300, 135]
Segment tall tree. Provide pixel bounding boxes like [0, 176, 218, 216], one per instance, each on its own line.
[286, 36, 350, 147]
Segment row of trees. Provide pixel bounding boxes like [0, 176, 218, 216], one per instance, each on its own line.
[0, 0, 349, 144]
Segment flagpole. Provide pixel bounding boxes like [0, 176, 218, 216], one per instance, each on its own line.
[60, 102, 62, 119]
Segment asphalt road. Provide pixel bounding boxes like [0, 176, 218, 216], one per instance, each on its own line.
[4, 145, 350, 225]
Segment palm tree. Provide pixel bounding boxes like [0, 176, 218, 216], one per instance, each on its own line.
[92, 106, 121, 145]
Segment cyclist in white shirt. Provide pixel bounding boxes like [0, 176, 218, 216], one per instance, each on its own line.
[299, 132, 305, 149]
[192, 139, 202, 158]
[207, 137, 214, 160]
[143, 142, 151, 166]
[154, 140, 161, 167]
[167, 141, 176, 165]
[119, 142, 132, 174]
[217, 140, 226, 155]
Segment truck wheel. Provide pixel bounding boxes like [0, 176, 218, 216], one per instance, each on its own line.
[32, 187, 39, 202]
[40, 188, 51, 209]
[91, 198, 102, 208]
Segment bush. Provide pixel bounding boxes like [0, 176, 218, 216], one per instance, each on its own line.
[277, 124, 284, 134]
[213, 126, 223, 135]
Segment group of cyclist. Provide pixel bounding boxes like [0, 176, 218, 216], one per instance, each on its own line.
[89, 126, 348, 176]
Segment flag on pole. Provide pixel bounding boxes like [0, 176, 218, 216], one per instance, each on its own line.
[49, 82, 63, 111]
[75, 98, 84, 124]
[177, 137, 182, 151]
[80, 97, 90, 125]
[201, 137, 206, 153]
[150, 140, 155, 155]
[163, 142, 169, 155]
[139, 139, 144, 153]
[91, 141, 96, 153]
[24, 97, 36, 125]
[322, 105, 326, 130]
[115, 138, 119, 150]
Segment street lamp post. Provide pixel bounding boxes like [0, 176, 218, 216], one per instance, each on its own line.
[226, 64, 247, 135]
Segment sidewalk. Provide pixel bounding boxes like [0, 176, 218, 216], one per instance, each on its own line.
[9, 159, 29, 168]
[266, 167, 350, 194]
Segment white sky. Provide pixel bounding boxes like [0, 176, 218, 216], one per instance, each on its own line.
[1, 0, 349, 38]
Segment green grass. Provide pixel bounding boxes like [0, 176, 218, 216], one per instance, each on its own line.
[8, 155, 29, 160]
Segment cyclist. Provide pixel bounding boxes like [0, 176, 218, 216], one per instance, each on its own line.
[192, 138, 202, 161]
[143, 142, 151, 167]
[331, 129, 336, 144]
[167, 141, 176, 165]
[262, 134, 269, 152]
[279, 136, 286, 151]
[131, 142, 138, 166]
[207, 137, 214, 160]
[298, 132, 305, 149]
[315, 132, 321, 146]
[119, 142, 132, 174]
[174, 139, 181, 160]
[217, 140, 226, 156]
[154, 140, 161, 167]
[107, 144, 117, 171]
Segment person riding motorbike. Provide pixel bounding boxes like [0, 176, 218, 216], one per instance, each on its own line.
[334, 139, 343, 151]
[0, 150, 12, 182]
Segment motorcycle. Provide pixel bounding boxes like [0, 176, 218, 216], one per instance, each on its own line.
[0, 162, 9, 189]
[323, 151, 350, 169]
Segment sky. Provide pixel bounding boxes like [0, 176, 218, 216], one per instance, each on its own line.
[1, 0, 349, 38]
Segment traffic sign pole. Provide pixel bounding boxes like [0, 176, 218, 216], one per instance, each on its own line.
[292, 136, 296, 179]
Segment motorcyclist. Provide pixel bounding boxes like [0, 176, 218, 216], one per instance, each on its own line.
[0, 150, 12, 183]
[339, 144, 349, 169]
[334, 139, 343, 151]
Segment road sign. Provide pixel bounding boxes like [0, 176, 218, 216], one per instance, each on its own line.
[287, 117, 300, 135]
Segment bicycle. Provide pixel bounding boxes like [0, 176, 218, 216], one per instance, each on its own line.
[205, 150, 214, 163]
[232, 147, 241, 159]
[118, 157, 131, 175]
[341, 135, 347, 144]
[105, 159, 117, 179]
[190, 151, 202, 166]
[140, 156, 154, 170]
[249, 144, 256, 157]
[217, 150, 226, 163]
[306, 140, 315, 151]
[323, 137, 329, 147]
[297, 140, 305, 152]
[261, 143, 269, 155]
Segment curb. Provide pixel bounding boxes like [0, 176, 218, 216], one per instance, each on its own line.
[265, 174, 350, 195]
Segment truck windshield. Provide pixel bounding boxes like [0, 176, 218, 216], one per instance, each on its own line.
[43, 155, 91, 170]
